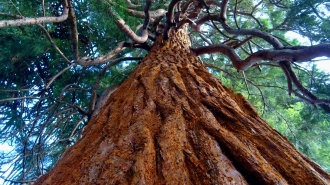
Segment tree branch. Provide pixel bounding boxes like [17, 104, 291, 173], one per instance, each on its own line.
[0, 0, 69, 28]
[142, 0, 152, 30]
[76, 41, 127, 66]
[98, 0, 148, 43]
[192, 43, 330, 71]
[37, 24, 72, 64]
[164, 0, 181, 39]
[67, 0, 79, 60]
[46, 63, 75, 89]
[127, 8, 167, 19]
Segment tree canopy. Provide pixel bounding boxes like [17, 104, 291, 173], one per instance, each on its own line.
[0, 0, 330, 184]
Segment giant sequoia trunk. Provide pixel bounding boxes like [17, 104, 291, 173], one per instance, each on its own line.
[35, 28, 330, 184]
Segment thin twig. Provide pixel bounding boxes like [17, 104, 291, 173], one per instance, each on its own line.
[37, 24, 73, 64]
[46, 63, 76, 89]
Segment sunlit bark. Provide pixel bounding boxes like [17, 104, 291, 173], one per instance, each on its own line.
[35, 28, 330, 185]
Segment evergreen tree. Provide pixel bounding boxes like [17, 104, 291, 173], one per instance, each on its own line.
[0, 0, 330, 184]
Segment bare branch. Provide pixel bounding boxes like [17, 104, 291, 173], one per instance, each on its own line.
[142, 0, 152, 30]
[0, 96, 42, 103]
[59, 84, 88, 101]
[227, 0, 263, 28]
[195, 15, 231, 39]
[192, 43, 330, 71]
[127, 8, 167, 19]
[233, 0, 239, 29]
[164, 0, 181, 39]
[220, 0, 229, 21]
[177, 18, 199, 31]
[76, 41, 126, 66]
[198, 32, 213, 45]
[98, 0, 148, 43]
[279, 62, 293, 95]
[205, 0, 221, 6]
[37, 24, 72, 64]
[292, 91, 330, 105]
[0, 0, 69, 28]
[269, 0, 288, 9]
[46, 63, 76, 89]
[228, 10, 262, 28]
[67, 0, 79, 60]
[58, 116, 87, 142]
[280, 60, 330, 112]
[117, 19, 149, 43]
[42, 0, 46, 17]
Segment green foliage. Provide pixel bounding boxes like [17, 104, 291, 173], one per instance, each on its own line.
[287, 0, 330, 42]
[0, 0, 330, 183]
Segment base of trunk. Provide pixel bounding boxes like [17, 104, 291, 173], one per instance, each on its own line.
[35, 29, 330, 185]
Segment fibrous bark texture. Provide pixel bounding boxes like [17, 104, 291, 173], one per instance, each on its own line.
[35, 28, 330, 185]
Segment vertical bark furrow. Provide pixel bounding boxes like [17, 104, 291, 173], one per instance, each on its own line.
[200, 117, 289, 184]
[157, 109, 192, 184]
[195, 127, 249, 184]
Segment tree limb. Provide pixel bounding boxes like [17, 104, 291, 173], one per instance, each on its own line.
[76, 41, 126, 66]
[0, 0, 69, 28]
[164, 0, 181, 39]
[46, 63, 76, 89]
[127, 8, 167, 19]
[37, 24, 72, 64]
[97, 0, 148, 43]
[67, 0, 79, 60]
[192, 43, 330, 71]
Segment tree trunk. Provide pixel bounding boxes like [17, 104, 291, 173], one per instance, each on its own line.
[35, 28, 330, 185]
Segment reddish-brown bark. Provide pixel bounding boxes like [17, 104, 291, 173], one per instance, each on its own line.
[35, 28, 330, 185]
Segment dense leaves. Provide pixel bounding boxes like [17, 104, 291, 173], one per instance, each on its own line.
[0, 0, 329, 184]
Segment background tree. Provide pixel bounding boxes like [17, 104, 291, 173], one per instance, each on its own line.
[0, 0, 330, 184]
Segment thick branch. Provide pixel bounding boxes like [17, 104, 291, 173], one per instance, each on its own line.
[116, 19, 148, 43]
[98, 0, 148, 43]
[164, 0, 181, 39]
[127, 8, 167, 19]
[0, 0, 68, 28]
[196, 14, 283, 49]
[76, 42, 126, 66]
[220, 0, 282, 48]
[279, 62, 293, 95]
[142, 0, 152, 30]
[192, 43, 330, 71]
